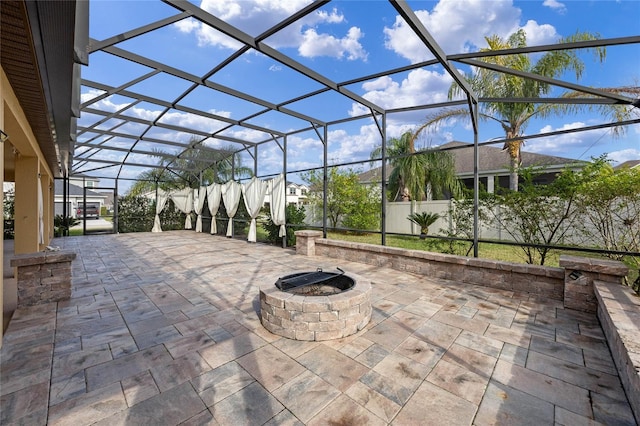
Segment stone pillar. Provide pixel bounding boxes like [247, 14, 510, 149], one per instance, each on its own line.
[559, 255, 629, 313]
[10, 250, 76, 306]
[295, 230, 323, 256]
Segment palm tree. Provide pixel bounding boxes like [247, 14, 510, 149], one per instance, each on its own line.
[414, 29, 637, 191]
[128, 142, 252, 195]
[370, 131, 461, 201]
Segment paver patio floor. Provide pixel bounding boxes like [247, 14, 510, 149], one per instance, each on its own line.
[1, 231, 636, 425]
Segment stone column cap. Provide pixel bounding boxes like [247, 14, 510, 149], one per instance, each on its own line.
[10, 250, 77, 267]
[294, 230, 323, 237]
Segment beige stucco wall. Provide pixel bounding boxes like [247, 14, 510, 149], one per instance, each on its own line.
[1, 67, 55, 347]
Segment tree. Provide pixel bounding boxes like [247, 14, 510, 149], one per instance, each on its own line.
[414, 29, 638, 191]
[304, 167, 380, 231]
[485, 166, 586, 265]
[575, 156, 640, 272]
[370, 131, 461, 201]
[128, 141, 252, 196]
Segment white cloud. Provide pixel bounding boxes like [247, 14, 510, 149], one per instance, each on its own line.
[79, 93, 235, 138]
[327, 126, 380, 163]
[299, 27, 367, 61]
[519, 20, 559, 46]
[81, 89, 107, 104]
[606, 148, 640, 165]
[526, 122, 609, 157]
[223, 127, 272, 143]
[350, 69, 453, 116]
[543, 0, 567, 14]
[383, 0, 559, 64]
[175, 1, 367, 61]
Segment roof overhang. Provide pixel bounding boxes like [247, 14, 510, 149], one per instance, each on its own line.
[1, 0, 88, 178]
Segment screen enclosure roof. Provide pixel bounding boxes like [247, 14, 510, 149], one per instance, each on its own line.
[75, 0, 640, 187]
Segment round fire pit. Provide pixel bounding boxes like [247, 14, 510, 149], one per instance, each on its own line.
[260, 269, 371, 341]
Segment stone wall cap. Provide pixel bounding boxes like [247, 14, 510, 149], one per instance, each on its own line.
[294, 230, 323, 237]
[559, 255, 628, 276]
[10, 250, 77, 267]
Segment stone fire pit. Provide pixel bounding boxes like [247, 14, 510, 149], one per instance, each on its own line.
[259, 269, 371, 341]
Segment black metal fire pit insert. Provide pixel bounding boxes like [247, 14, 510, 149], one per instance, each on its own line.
[276, 268, 354, 294]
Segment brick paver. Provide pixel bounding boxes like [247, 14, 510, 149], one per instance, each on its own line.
[1, 231, 636, 425]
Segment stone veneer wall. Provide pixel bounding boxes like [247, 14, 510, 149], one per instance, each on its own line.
[296, 230, 564, 301]
[594, 280, 640, 423]
[9, 250, 76, 306]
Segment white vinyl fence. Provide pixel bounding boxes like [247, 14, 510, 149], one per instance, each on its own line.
[306, 199, 637, 250]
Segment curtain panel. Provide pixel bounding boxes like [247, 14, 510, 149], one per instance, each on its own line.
[194, 186, 207, 233]
[269, 174, 287, 238]
[151, 189, 169, 232]
[242, 177, 269, 243]
[221, 181, 241, 237]
[206, 183, 222, 234]
[152, 175, 287, 241]
[170, 188, 194, 229]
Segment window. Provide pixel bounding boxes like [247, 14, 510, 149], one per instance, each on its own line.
[301, 189, 307, 195]
[289, 187, 296, 195]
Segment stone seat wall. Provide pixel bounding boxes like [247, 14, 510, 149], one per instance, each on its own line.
[594, 281, 640, 422]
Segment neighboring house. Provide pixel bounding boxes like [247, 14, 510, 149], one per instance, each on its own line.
[54, 178, 107, 218]
[615, 160, 640, 170]
[286, 182, 308, 207]
[359, 141, 587, 196]
[263, 181, 308, 208]
[98, 191, 115, 213]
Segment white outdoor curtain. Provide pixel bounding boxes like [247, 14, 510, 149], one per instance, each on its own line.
[221, 181, 241, 237]
[37, 177, 44, 244]
[269, 174, 287, 238]
[170, 187, 194, 229]
[194, 186, 207, 233]
[151, 189, 169, 232]
[206, 183, 222, 234]
[242, 177, 269, 242]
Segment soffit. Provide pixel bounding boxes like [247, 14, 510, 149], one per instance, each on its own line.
[1, 0, 79, 178]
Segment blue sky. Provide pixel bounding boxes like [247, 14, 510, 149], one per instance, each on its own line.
[80, 0, 640, 189]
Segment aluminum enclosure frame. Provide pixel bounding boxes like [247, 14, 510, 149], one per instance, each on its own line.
[74, 0, 640, 250]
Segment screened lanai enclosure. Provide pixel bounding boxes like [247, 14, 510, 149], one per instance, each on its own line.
[70, 0, 640, 257]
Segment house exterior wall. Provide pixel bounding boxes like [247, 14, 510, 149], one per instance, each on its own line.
[1, 67, 56, 346]
[264, 182, 308, 208]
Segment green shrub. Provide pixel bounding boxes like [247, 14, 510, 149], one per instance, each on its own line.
[263, 204, 305, 246]
[159, 200, 186, 230]
[54, 215, 80, 237]
[215, 199, 250, 236]
[117, 195, 154, 233]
